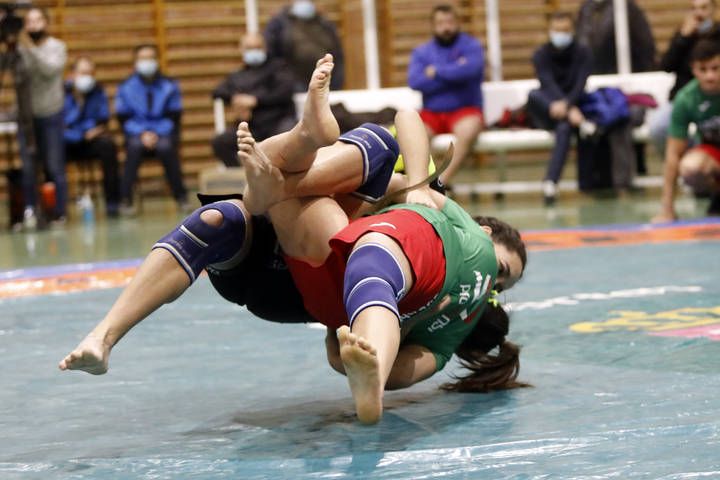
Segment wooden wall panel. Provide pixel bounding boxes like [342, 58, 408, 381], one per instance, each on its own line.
[0, 0, 695, 199]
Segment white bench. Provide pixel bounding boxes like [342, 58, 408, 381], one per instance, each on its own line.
[213, 71, 675, 189]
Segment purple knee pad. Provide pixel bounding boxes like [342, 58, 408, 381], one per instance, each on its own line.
[343, 242, 407, 326]
[152, 200, 248, 282]
[338, 123, 400, 202]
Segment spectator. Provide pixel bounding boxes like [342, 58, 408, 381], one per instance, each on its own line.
[407, 3, 484, 188]
[651, 0, 720, 158]
[212, 32, 296, 167]
[115, 44, 188, 215]
[264, 0, 345, 92]
[17, 7, 67, 229]
[64, 56, 121, 217]
[528, 12, 593, 205]
[653, 39, 720, 223]
[576, 0, 656, 74]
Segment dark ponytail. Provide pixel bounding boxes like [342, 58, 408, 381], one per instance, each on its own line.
[441, 302, 531, 393]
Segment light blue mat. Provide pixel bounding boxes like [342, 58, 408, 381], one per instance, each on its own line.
[2, 240, 719, 479]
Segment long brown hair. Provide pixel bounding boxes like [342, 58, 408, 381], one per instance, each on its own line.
[441, 301, 531, 393]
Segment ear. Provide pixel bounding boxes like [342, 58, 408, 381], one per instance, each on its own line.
[480, 225, 493, 237]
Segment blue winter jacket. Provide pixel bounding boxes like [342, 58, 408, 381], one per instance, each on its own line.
[115, 73, 182, 136]
[63, 82, 111, 144]
[407, 33, 485, 112]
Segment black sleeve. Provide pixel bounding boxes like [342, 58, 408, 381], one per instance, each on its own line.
[212, 74, 235, 103]
[254, 61, 296, 107]
[629, 1, 657, 72]
[567, 47, 593, 105]
[660, 31, 694, 72]
[532, 47, 564, 100]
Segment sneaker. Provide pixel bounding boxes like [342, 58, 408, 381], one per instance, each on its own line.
[542, 180, 558, 206]
[23, 207, 38, 231]
[177, 200, 194, 215]
[49, 216, 67, 229]
[119, 203, 137, 218]
[708, 193, 720, 216]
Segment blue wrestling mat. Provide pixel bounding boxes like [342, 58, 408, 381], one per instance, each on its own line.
[1, 222, 719, 479]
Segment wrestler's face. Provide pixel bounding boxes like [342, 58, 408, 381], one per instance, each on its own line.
[492, 242, 524, 293]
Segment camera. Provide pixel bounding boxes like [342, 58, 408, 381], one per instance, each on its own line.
[0, 1, 31, 44]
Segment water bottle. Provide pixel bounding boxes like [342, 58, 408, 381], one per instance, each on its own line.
[79, 192, 95, 225]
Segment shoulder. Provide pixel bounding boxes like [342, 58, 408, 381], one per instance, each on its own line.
[533, 44, 550, 58]
[47, 36, 67, 50]
[267, 57, 289, 70]
[575, 42, 592, 56]
[158, 75, 180, 90]
[459, 32, 482, 48]
[118, 75, 136, 90]
[675, 80, 700, 104]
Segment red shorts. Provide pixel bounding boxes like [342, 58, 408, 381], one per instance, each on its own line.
[284, 209, 446, 329]
[420, 107, 484, 135]
[694, 144, 720, 166]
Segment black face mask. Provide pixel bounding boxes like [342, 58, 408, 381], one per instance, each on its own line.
[434, 32, 459, 47]
[28, 30, 46, 42]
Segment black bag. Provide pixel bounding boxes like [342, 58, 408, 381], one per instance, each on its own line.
[577, 134, 613, 191]
[6, 168, 24, 228]
[577, 122, 636, 191]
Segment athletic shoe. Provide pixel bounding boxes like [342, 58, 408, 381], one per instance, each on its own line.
[23, 207, 37, 231]
[707, 193, 720, 216]
[119, 203, 137, 218]
[542, 180, 558, 206]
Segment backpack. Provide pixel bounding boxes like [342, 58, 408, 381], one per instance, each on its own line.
[579, 87, 630, 128]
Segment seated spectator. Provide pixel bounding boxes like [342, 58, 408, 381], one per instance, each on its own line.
[651, 0, 720, 159]
[212, 32, 296, 167]
[17, 6, 67, 229]
[527, 12, 592, 205]
[576, 0, 656, 74]
[407, 3, 484, 188]
[653, 39, 720, 223]
[264, 0, 345, 92]
[115, 44, 188, 215]
[64, 56, 120, 217]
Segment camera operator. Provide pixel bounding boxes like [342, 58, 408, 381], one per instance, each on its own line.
[17, 6, 67, 228]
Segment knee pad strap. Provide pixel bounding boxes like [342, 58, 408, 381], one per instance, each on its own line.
[343, 242, 407, 326]
[152, 200, 248, 282]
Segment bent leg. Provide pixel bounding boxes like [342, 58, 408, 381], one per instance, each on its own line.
[441, 113, 483, 184]
[679, 148, 720, 194]
[338, 232, 415, 424]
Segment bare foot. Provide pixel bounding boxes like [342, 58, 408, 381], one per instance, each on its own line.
[300, 54, 340, 148]
[337, 325, 383, 425]
[236, 122, 286, 215]
[58, 333, 111, 375]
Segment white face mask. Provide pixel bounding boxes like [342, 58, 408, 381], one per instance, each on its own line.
[243, 49, 267, 67]
[291, 0, 316, 19]
[136, 59, 158, 78]
[74, 74, 96, 94]
[698, 18, 714, 34]
[549, 31, 573, 49]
